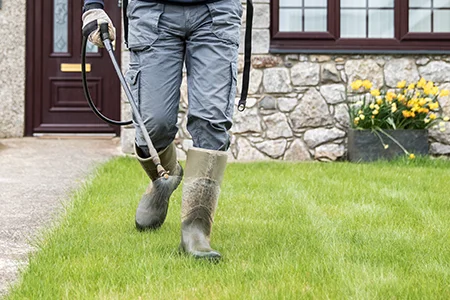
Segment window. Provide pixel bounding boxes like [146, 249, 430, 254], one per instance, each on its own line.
[271, 0, 450, 52]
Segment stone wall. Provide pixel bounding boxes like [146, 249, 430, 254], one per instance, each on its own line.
[0, 0, 26, 138]
[120, 0, 450, 160]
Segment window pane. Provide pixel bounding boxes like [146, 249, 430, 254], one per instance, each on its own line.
[409, 9, 432, 32]
[368, 0, 394, 7]
[280, 0, 302, 7]
[434, 0, 450, 8]
[341, 0, 362, 8]
[409, 0, 431, 8]
[53, 0, 68, 53]
[369, 9, 394, 38]
[434, 10, 450, 32]
[304, 0, 327, 7]
[341, 9, 366, 37]
[280, 9, 302, 32]
[86, 41, 99, 53]
[304, 9, 327, 31]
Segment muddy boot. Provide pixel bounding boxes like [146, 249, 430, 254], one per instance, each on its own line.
[135, 143, 183, 231]
[180, 148, 227, 261]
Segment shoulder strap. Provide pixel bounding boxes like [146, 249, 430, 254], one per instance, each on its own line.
[123, 0, 129, 47]
[237, 0, 253, 112]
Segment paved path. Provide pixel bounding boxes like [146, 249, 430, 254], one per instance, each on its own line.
[0, 137, 121, 296]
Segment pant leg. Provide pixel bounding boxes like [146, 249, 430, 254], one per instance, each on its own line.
[185, 0, 242, 151]
[126, 2, 186, 152]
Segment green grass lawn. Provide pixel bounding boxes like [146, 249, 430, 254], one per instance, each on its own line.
[7, 157, 450, 299]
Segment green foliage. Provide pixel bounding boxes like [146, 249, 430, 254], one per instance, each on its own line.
[7, 157, 450, 299]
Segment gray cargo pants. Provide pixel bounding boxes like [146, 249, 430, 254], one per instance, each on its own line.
[126, 0, 242, 152]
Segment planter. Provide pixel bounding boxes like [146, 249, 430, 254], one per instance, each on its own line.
[347, 129, 429, 162]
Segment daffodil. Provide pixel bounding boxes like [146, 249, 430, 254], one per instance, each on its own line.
[372, 110, 379, 115]
[429, 113, 437, 120]
[429, 102, 440, 111]
[417, 78, 427, 88]
[360, 114, 365, 120]
[424, 118, 431, 124]
[371, 89, 381, 97]
[444, 116, 450, 121]
[369, 103, 375, 110]
[391, 103, 397, 113]
[376, 98, 383, 105]
[384, 144, 390, 149]
[397, 80, 407, 89]
[362, 80, 373, 90]
[409, 153, 416, 160]
[408, 83, 416, 90]
[351, 80, 363, 90]
[440, 90, 450, 97]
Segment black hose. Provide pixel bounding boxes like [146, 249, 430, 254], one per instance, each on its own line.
[81, 36, 132, 126]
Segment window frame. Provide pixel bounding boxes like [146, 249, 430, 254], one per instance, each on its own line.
[270, 0, 450, 53]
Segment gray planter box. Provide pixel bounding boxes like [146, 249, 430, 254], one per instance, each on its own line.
[347, 129, 429, 162]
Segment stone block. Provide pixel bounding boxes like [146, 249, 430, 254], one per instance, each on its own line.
[291, 62, 320, 86]
[319, 84, 346, 104]
[263, 68, 292, 93]
[290, 88, 333, 130]
[384, 58, 420, 87]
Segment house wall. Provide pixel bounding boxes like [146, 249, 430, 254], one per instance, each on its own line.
[119, 1, 450, 160]
[0, 0, 26, 138]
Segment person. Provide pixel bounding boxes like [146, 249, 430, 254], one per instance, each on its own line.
[82, 0, 242, 260]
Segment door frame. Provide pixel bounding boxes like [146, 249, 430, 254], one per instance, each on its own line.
[25, 0, 122, 136]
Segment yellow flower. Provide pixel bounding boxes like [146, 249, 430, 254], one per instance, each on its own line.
[369, 103, 375, 109]
[419, 98, 427, 106]
[376, 98, 383, 105]
[386, 92, 397, 102]
[373, 110, 379, 115]
[351, 80, 363, 90]
[358, 110, 363, 115]
[354, 117, 360, 124]
[440, 121, 446, 127]
[426, 81, 434, 89]
[384, 144, 390, 149]
[403, 111, 411, 118]
[409, 153, 416, 160]
[397, 94, 406, 102]
[429, 113, 437, 120]
[444, 116, 450, 121]
[429, 102, 440, 111]
[391, 103, 398, 113]
[360, 114, 365, 120]
[424, 118, 430, 124]
[432, 87, 439, 95]
[397, 80, 407, 89]
[417, 78, 427, 88]
[371, 89, 381, 97]
[440, 90, 450, 97]
[362, 80, 373, 90]
[408, 83, 416, 90]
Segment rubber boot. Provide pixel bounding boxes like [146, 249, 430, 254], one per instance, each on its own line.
[135, 143, 183, 230]
[180, 148, 227, 261]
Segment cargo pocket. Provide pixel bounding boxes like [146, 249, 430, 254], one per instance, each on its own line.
[227, 62, 238, 117]
[206, 0, 242, 46]
[125, 68, 141, 112]
[127, 1, 165, 50]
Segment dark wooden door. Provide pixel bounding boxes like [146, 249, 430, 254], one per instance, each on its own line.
[26, 0, 122, 135]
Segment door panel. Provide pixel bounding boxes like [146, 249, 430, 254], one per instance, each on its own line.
[26, 0, 122, 135]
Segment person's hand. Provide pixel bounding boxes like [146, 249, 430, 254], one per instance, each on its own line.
[82, 6, 116, 47]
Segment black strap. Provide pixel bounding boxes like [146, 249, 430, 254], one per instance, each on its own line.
[121, 0, 253, 111]
[123, 0, 129, 46]
[238, 0, 253, 112]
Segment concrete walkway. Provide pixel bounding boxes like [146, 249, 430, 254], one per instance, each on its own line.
[0, 137, 121, 296]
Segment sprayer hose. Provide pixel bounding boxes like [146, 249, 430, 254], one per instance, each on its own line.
[81, 37, 133, 126]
